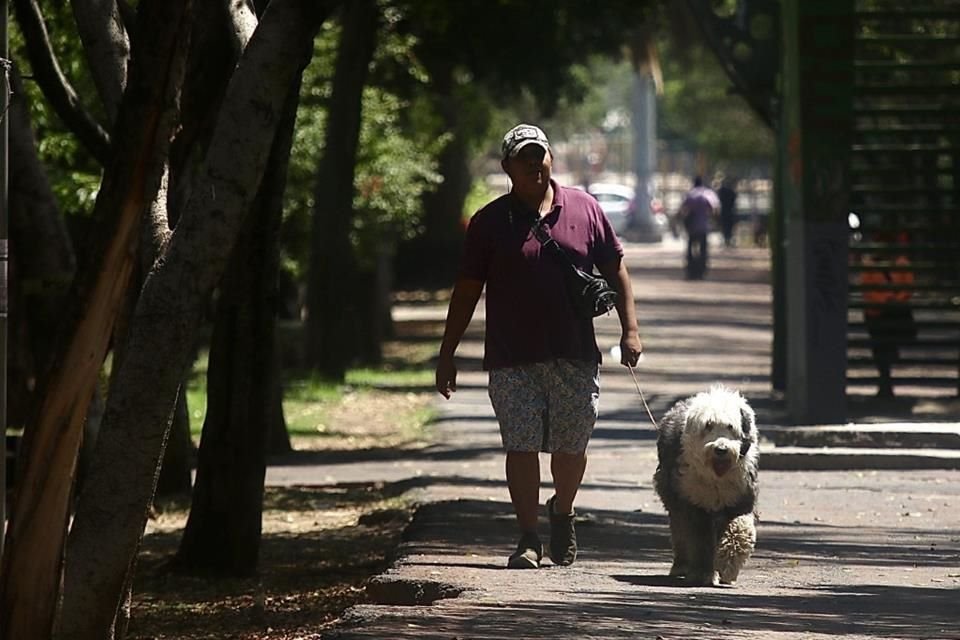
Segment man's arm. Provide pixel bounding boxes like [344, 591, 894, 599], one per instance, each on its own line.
[435, 278, 484, 398]
[597, 256, 642, 366]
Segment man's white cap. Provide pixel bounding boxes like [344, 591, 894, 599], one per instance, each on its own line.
[501, 124, 550, 160]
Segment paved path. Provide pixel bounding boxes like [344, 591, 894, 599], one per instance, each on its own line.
[303, 239, 960, 640]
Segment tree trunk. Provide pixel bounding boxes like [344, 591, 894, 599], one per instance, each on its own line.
[70, 0, 131, 126]
[56, 3, 330, 636]
[175, 68, 304, 575]
[267, 348, 292, 454]
[6, 66, 76, 426]
[168, 0, 257, 225]
[304, 0, 379, 379]
[155, 391, 193, 498]
[155, 1, 261, 499]
[416, 130, 471, 283]
[0, 2, 190, 637]
[395, 65, 472, 286]
[357, 242, 396, 364]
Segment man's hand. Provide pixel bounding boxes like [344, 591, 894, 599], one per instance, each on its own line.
[435, 354, 458, 399]
[620, 331, 643, 367]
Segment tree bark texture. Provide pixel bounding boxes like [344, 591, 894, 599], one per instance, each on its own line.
[168, 0, 256, 224]
[0, 2, 191, 637]
[175, 68, 304, 575]
[305, 0, 379, 379]
[267, 349, 292, 454]
[6, 67, 76, 425]
[11, 0, 112, 163]
[154, 387, 194, 498]
[56, 2, 331, 636]
[70, 0, 131, 126]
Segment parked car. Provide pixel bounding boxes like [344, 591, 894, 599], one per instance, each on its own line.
[585, 182, 668, 236]
[585, 182, 636, 234]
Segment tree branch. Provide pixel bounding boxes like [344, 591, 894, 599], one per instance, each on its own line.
[70, 0, 132, 126]
[12, 0, 112, 163]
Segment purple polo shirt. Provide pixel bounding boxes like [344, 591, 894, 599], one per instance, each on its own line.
[459, 180, 624, 370]
[682, 186, 720, 235]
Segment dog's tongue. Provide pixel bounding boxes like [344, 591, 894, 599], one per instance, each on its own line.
[712, 458, 733, 477]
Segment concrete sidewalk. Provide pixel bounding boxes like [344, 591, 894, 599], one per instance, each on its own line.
[314, 240, 960, 640]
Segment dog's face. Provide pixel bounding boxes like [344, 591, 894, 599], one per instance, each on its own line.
[680, 387, 757, 479]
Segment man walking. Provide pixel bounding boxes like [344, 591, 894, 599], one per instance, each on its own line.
[678, 176, 719, 279]
[435, 124, 642, 568]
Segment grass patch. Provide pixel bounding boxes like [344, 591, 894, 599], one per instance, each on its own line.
[184, 354, 435, 440]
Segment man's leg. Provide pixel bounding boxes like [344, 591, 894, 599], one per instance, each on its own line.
[489, 365, 548, 568]
[506, 451, 541, 532]
[546, 452, 585, 565]
[544, 360, 599, 565]
[550, 451, 586, 515]
[699, 232, 709, 277]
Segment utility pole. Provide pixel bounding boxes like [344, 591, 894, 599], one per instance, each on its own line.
[629, 28, 663, 244]
[0, 0, 10, 558]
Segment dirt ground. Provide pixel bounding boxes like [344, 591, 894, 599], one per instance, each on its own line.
[130, 342, 439, 639]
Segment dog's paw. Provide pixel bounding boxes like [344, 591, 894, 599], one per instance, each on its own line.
[668, 562, 687, 577]
[717, 559, 745, 585]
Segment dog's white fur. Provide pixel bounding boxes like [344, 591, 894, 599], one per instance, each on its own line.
[654, 386, 759, 586]
[676, 388, 760, 512]
[716, 513, 757, 584]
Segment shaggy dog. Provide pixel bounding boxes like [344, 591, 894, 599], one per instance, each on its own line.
[654, 386, 759, 586]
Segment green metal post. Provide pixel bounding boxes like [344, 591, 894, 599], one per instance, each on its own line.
[781, 0, 855, 423]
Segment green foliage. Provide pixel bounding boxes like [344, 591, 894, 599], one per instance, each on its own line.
[397, 0, 656, 115]
[657, 40, 775, 162]
[184, 351, 433, 437]
[462, 178, 497, 221]
[351, 88, 445, 270]
[282, 17, 442, 278]
[9, 4, 103, 217]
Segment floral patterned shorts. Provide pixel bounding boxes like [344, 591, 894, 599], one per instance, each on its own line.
[488, 359, 600, 454]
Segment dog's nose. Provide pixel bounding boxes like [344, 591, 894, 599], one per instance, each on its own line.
[714, 445, 730, 456]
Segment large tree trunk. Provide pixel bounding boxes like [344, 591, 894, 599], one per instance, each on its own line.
[153, 1, 262, 500]
[56, 3, 330, 636]
[304, 0, 379, 380]
[0, 2, 190, 637]
[5, 67, 76, 426]
[395, 61, 473, 287]
[267, 349, 292, 454]
[154, 389, 193, 498]
[168, 0, 257, 224]
[175, 69, 304, 575]
[357, 242, 396, 364]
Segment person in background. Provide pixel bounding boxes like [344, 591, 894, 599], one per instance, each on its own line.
[434, 124, 642, 569]
[717, 177, 738, 247]
[860, 230, 915, 398]
[677, 176, 719, 279]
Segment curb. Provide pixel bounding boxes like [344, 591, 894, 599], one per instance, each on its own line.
[761, 445, 960, 471]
